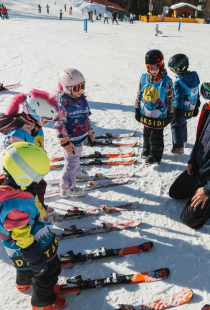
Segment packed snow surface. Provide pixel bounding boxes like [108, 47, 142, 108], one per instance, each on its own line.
[0, 0, 210, 309]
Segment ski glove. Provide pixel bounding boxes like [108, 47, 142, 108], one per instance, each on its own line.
[135, 108, 141, 122]
[173, 107, 183, 123]
[59, 136, 75, 155]
[20, 241, 48, 277]
[88, 129, 96, 147]
[167, 113, 173, 125]
[193, 99, 201, 117]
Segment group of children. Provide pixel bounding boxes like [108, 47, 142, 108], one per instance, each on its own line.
[0, 51, 205, 310]
[135, 49, 200, 164]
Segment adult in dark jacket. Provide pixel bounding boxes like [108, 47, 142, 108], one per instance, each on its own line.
[169, 83, 210, 229]
[112, 10, 118, 24]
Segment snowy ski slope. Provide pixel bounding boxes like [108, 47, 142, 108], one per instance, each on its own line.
[0, 0, 210, 309]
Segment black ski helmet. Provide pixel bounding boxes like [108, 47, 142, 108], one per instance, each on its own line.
[168, 54, 189, 73]
[145, 50, 164, 65]
[200, 83, 210, 100]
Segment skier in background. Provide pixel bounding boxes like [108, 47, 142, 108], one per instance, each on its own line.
[94, 8, 96, 15]
[53, 68, 96, 198]
[135, 49, 174, 165]
[130, 12, 133, 23]
[112, 10, 118, 24]
[0, 89, 57, 216]
[60, 9, 63, 19]
[99, 12, 101, 20]
[64, 4, 66, 11]
[168, 54, 200, 154]
[169, 83, 210, 230]
[104, 11, 108, 23]
[38, 4, 41, 13]
[0, 142, 67, 310]
[45, 4, 50, 13]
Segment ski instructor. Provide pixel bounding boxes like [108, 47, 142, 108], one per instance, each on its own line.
[169, 83, 210, 229]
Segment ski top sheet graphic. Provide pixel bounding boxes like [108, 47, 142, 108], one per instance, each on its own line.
[50, 151, 135, 162]
[116, 289, 193, 310]
[88, 139, 137, 147]
[56, 220, 142, 241]
[54, 201, 139, 222]
[54, 268, 170, 295]
[47, 172, 134, 185]
[49, 159, 136, 169]
[95, 132, 136, 139]
[60, 241, 153, 267]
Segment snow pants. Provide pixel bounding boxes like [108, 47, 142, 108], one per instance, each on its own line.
[112, 18, 118, 24]
[143, 126, 164, 162]
[60, 146, 83, 190]
[171, 119, 187, 148]
[16, 255, 61, 307]
[104, 17, 108, 23]
[169, 169, 210, 229]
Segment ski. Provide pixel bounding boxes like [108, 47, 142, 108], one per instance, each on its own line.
[56, 219, 142, 241]
[46, 178, 130, 196]
[116, 289, 193, 310]
[88, 139, 137, 147]
[50, 151, 135, 162]
[50, 159, 136, 169]
[95, 132, 136, 140]
[4, 83, 20, 88]
[47, 172, 134, 185]
[60, 241, 153, 267]
[54, 268, 170, 295]
[54, 201, 139, 222]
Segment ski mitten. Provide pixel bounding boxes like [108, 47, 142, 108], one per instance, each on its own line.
[135, 108, 141, 122]
[193, 99, 201, 117]
[58, 136, 75, 155]
[173, 107, 183, 123]
[88, 129, 96, 147]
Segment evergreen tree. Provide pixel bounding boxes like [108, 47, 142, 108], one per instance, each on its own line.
[126, 0, 148, 16]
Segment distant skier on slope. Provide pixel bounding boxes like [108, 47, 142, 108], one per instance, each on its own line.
[104, 11, 109, 23]
[64, 3, 66, 11]
[169, 83, 210, 230]
[0, 89, 57, 216]
[0, 142, 67, 310]
[60, 9, 63, 19]
[53, 68, 96, 198]
[135, 49, 174, 165]
[112, 10, 118, 24]
[38, 4, 41, 13]
[45, 4, 50, 13]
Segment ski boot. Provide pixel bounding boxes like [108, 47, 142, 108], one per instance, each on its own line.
[60, 187, 85, 198]
[31, 296, 67, 310]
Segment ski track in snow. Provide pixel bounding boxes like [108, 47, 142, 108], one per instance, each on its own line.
[0, 0, 210, 309]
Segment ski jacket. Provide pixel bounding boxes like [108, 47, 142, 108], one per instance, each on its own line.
[135, 69, 174, 128]
[1, 7, 7, 14]
[53, 93, 93, 146]
[173, 71, 200, 119]
[189, 102, 210, 196]
[0, 113, 44, 149]
[0, 185, 57, 270]
[104, 12, 108, 18]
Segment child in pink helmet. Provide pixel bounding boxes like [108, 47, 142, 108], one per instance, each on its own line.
[53, 68, 96, 198]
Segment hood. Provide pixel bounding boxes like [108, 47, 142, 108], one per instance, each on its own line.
[0, 186, 33, 204]
[178, 71, 200, 88]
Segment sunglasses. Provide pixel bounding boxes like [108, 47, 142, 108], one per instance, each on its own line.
[68, 82, 85, 93]
[146, 64, 161, 70]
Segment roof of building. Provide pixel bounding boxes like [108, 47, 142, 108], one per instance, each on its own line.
[170, 2, 198, 10]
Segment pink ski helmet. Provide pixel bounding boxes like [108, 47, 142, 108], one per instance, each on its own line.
[59, 68, 85, 90]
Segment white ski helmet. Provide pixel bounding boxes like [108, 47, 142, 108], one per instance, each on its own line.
[23, 89, 56, 123]
[59, 68, 85, 90]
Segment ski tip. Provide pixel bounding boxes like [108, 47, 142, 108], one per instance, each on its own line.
[134, 219, 142, 226]
[131, 201, 139, 209]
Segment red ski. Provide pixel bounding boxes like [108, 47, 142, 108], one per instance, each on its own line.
[95, 132, 136, 139]
[4, 83, 20, 88]
[116, 289, 193, 309]
[60, 241, 153, 267]
[92, 139, 137, 147]
[54, 268, 170, 295]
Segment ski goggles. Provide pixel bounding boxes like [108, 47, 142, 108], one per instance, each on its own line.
[68, 82, 85, 93]
[146, 63, 161, 71]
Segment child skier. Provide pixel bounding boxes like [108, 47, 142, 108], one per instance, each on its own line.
[60, 9, 63, 19]
[135, 49, 174, 164]
[0, 142, 67, 310]
[53, 68, 96, 198]
[0, 89, 56, 215]
[45, 4, 50, 13]
[168, 53, 200, 154]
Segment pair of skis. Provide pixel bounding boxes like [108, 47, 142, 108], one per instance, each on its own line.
[0, 82, 20, 92]
[53, 201, 139, 222]
[46, 173, 134, 196]
[88, 131, 137, 147]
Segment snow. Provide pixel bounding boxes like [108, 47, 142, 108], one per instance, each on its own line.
[170, 2, 198, 11]
[0, 1, 210, 309]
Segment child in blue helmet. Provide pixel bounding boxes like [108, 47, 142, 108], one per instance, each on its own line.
[168, 53, 200, 154]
